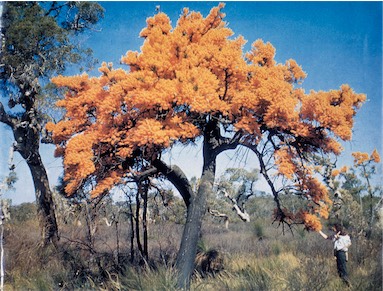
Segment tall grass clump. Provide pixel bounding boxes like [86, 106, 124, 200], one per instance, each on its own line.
[106, 266, 178, 291]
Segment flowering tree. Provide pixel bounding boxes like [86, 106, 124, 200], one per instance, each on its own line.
[331, 150, 381, 232]
[47, 4, 365, 288]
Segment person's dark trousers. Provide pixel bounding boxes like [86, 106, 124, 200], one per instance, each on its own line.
[335, 250, 350, 285]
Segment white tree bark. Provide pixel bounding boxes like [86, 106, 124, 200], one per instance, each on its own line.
[208, 208, 229, 229]
[220, 190, 250, 222]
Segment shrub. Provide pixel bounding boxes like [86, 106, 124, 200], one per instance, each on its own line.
[195, 240, 225, 277]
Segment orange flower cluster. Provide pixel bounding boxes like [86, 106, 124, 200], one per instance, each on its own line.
[300, 85, 365, 141]
[273, 207, 327, 231]
[352, 149, 381, 165]
[301, 212, 322, 231]
[274, 148, 296, 179]
[331, 165, 349, 177]
[331, 169, 340, 177]
[370, 149, 381, 163]
[47, 4, 365, 200]
[352, 152, 370, 165]
[300, 174, 331, 205]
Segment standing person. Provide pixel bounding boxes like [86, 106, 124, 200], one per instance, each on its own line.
[318, 224, 352, 286]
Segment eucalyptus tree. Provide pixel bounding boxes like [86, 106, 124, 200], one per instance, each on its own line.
[0, 1, 104, 245]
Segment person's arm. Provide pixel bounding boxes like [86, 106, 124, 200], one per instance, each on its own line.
[318, 230, 329, 239]
[345, 235, 352, 248]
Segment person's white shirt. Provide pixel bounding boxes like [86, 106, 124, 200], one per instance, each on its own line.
[333, 234, 351, 251]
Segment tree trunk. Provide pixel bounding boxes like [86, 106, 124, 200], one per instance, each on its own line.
[142, 182, 149, 260]
[1, 107, 59, 244]
[175, 173, 214, 289]
[175, 129, 217, 289]
[127, 196, 135, 263]
[26, 153, 59, 245]
[115, 219, 120, 266]
[135, 189, 143, 258]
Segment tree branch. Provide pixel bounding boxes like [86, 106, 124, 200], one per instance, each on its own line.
[215, 130, 243, 155]
[152, 159, 193, 208]
[220, 190, 250, 222]
[134, 166, 158, 182]
[208, 208, 229, 229]
[0, 101, 15, 127]
[240, 141, 287, 223]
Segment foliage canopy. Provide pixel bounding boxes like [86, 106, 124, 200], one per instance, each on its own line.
[48, 4, 365, 231]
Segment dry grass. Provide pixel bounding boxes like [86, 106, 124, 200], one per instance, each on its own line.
[4, 206, 382, 291]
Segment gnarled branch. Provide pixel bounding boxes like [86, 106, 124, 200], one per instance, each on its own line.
[152, 159, 193, 208]
[220, 190, 250, 222]
[208, 208, 229, 229]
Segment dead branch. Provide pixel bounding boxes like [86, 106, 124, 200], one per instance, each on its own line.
[220, 190, 250, 222]
[208, 208, 229, 229]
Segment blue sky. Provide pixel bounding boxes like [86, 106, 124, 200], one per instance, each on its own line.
[1, 1, 382, 204]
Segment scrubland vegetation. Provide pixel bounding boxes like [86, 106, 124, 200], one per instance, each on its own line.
[4, 195, 381, 291]
[1, 2, 381, 290]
